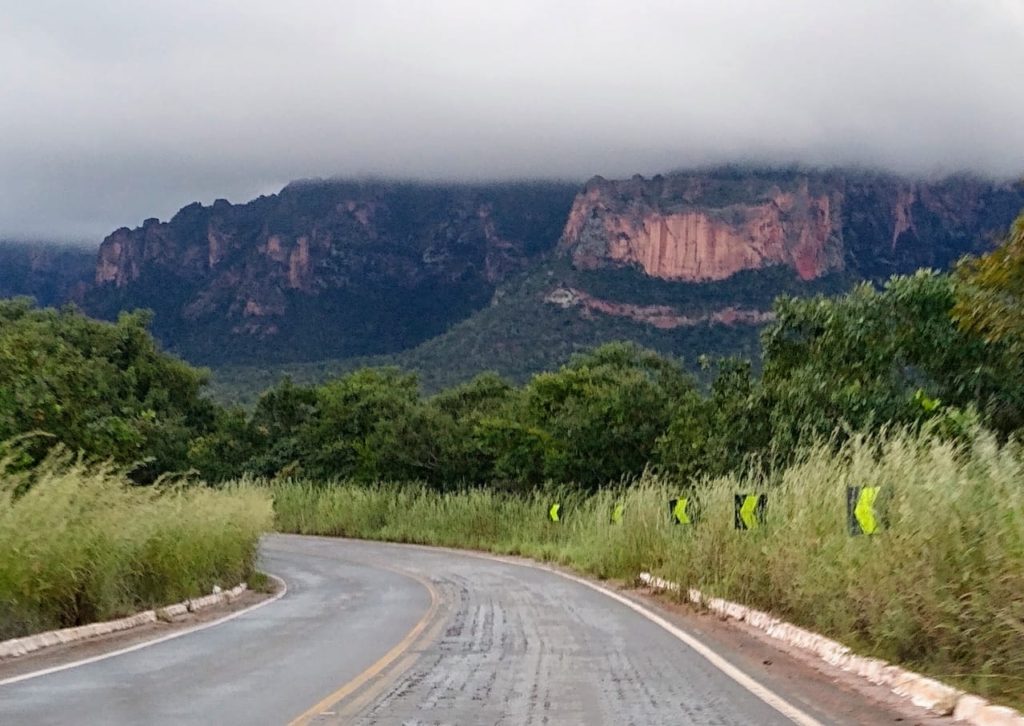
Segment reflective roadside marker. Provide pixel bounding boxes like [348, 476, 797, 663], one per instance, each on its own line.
[847, 486, 880, 535]
[611, 502, 625, 524]
[548, 503, 561, 523]
[734, 494, 767, 530]
[669, 497, 693, 525]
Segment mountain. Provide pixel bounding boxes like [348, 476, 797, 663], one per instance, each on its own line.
[561, 168, 1023, 281]
[29, 167, 1019, 400]
[82, 180, 580, 363]
[0, 242, 94, 307]
[196, 168, 1023, 402]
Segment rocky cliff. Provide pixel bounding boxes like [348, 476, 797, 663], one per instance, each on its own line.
[0, 242, 94, 307]
[83, 181, 579, 363]
[77, 167, 1024, 370]
[559, 170, 1024, 282]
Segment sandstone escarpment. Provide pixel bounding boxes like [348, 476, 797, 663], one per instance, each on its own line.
[79, 168, 1024, 367]
[559, 171, 1024, 282]
[84, 180, 579, 363]
[560, 175, 842, 281]
[0, 242, 94, 307]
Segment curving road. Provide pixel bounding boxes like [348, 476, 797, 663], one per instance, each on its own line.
[0, 535, 922, 725]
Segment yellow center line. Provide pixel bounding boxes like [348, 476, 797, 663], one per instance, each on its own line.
[285, 568, 441, 726]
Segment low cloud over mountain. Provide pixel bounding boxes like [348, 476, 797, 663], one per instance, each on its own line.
[2, 0, 1024, 240]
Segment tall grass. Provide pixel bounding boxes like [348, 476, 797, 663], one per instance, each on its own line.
[269, 429, 1024, 705]
[0, 450, 272, 639]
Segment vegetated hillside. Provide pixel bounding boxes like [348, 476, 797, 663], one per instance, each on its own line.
[208, 166, 1024, 404]
[0, 241, 94, 307]
[78, 166, 1023, 398]
[208, 259, 851, 404]
[82, 180, 580, 364]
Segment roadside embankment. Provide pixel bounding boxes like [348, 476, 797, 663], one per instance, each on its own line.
[0, 449, 272, 640]
[269, 429, 1024, 710]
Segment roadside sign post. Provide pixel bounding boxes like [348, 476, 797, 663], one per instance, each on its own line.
[847, 486, 881, 535]
[669, 497, 696, 525]
[734, 494, 766, 530]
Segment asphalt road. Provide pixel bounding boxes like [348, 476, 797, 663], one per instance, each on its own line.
[0, 535, 922, 725]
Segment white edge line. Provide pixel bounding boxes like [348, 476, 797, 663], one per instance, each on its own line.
[304, 537, 823, 726]
[0, 574, 288, 688]
[547, 568, 824, 726]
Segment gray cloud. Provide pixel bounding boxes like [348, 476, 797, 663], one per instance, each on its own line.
[2, 0, 1023, 241]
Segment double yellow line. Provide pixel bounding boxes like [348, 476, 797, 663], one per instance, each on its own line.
[286, 566, 442, 726]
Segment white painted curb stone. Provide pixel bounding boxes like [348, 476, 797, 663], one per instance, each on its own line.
[0, 582, 248, 661]
[638, 572, 1022, 725]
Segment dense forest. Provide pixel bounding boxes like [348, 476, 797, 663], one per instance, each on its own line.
[3, 211, 1022, 490]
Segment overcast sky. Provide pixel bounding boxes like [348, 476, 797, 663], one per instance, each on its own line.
[2, 0, 1024, 242]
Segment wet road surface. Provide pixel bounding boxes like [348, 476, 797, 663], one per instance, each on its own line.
[0, 534, 927, 725]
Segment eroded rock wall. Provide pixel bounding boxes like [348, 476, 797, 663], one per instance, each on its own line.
[559, 171, 1023, 282]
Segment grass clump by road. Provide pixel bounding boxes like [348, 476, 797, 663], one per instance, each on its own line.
[0, 449, 272, 640]
[269, 428, 1024, 708]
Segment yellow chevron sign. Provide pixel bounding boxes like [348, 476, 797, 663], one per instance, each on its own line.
[848, 486, 880, 535]
[548, 503, 561, 523]
[669, 497, 692, 525]
[734, 494, 766, 530]
[611, 502, 625, 524]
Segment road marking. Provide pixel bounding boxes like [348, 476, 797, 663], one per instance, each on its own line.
[327, 595, 451, 722]
[0, 575, 288, 688]
[547, 569, 824, 726]
[357, 539, 825, 726]
[286, 571, 441, 726]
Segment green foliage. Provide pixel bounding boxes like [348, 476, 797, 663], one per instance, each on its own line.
[201, 343, 701, 490]
[760, 270, 1024, 450]
[427, 373, 515, 487]
[954, 212, 1024, 355]
[0, 301, 217, 481]
[194, 267, 1024, 487]
[513, 343, 697, 489]
[205, 259, 774, 405]
[299, 368, 438, 482]
[657, 358, 770, 479]
[268, 427, 1024, 708]
[0, 448, 271, 638]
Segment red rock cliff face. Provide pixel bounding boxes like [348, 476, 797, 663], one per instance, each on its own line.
[83, 180, 580, 363]
[560, 176, 843, 281]
[559, 172, 1024, 283]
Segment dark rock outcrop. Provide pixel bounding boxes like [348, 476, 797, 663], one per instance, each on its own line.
[84, 180, 580, 363]
[74, 168, 1024, 368]
[0, 242, 94, 307]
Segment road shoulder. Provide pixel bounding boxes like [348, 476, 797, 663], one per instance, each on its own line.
[0, 582, 281, 685]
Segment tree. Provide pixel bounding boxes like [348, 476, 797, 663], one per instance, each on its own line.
[760, 271, 1024, 449]
[294, 368, 438, 482]
[509, 342, 698, 489]
[0, 300, 216, 481]
[953, 212, 1024, 355]
[240, 378, 317, 478]
[657, 358, 770, 480]
[425, 372, 514, 487]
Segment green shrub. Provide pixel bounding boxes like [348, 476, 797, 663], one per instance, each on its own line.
[0, 449, 272, 638]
